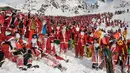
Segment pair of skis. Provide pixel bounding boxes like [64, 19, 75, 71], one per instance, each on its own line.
[92, 49, 115, 73]
[19, 65, 39, 71]
[92, 58, 105, 70]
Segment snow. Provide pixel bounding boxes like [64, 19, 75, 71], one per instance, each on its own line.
[1, 0, 130, 73]
[0, 51, 106, 73]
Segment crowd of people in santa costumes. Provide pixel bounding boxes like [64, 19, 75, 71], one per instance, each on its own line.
[0, 10, 130, 73]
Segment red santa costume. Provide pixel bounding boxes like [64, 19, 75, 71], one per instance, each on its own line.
[42, 53, 60, 67]
[111, 43, 119, 71]
[60, 26, 69, 53]
[1, 29, 14, 58]
[117, 39, 127, 60]
[37, 34, 46, 52]
[74, 26, 80, 57]
[28, 18, 38, 43]
[0, 26, 5, 44]
[75, 29, 86, 58]
[46, 34, 52, 53]
[30, 37, 41, 58]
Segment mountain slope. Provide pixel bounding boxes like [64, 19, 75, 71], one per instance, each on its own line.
[18, 0, 98, 16]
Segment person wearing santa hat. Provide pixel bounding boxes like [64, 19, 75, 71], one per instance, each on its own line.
[116, 38, 127, 72]
[110, 40, 119, 72]
[0, 28, 14, 59]
[28, 17, 39, 44]
[9, 13, 18, 28]
[42, 53, 67, 72]
[59, 26, 69, 54]
[74, 24, 80, 58]
[46, 33, 52, 54]
[54, 24, 62, 54]
[17, 17, 25, 36]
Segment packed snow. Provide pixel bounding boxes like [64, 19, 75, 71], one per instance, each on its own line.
[0, 51, 106, 73]
[0, 0, 130, 73]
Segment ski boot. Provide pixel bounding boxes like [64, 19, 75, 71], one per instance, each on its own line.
[56, 64, 67, 72]
[92, 63, 98, 70]
[0, 61, 4, 67]
[32, 65, 39, 68]
[19, 67, 27, 71]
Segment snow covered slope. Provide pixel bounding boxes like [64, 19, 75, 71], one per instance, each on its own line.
[15, 0, 130, 16]
[0, 3, 15, 8]
[17, 0, 99, 16]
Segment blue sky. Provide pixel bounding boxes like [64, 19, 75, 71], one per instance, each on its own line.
[0, 0, 5, 2]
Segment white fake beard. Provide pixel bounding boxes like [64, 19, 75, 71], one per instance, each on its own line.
[16, 33, 20, 39]
[112, 44, 116, 48]
[5, 31, 11, 36]
[81, 32, 84, 35]
[32, 38, 37, 44]
[62, 28, 66, 33]
[76, 27, 79, 31]
[90, 34, 93, 37]
[57, 26, 60, 30]
[51, 43, 54, 47]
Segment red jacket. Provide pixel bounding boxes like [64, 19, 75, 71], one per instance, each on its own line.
[60, 31, 69, 43]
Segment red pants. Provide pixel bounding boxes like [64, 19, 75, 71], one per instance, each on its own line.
[75, 44, 84, 57]
[60, 42, 68, 53]
[28, 29, 34, 43]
